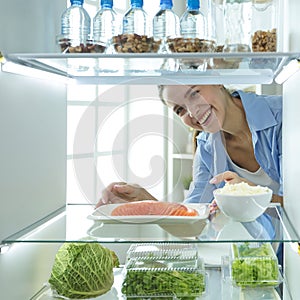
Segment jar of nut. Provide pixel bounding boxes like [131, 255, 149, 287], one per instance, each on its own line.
[251, 0, 281, 52]
[113, 0, 161, 54]
[223, 0, 252, 53]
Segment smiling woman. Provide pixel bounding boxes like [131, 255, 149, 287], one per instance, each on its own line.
[97, 84, 283, 210]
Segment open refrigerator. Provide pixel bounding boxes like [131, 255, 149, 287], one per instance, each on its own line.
[0, 0, 300, 299]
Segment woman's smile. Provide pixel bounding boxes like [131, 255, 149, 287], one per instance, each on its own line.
[198, 107, 212, 125]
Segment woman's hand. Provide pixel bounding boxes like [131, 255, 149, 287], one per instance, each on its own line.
[95, 182, 157, 208]
[209, 199, 218, 214]
[209, 171, 251, 214]
[209, 171, 251, 186]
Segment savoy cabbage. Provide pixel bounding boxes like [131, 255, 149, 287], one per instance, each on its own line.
[49, 242, 119, 299]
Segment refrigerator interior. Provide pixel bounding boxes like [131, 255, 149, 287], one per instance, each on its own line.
[1, 0, 300, 299]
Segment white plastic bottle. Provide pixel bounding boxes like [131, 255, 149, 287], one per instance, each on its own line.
[60, 0, 91, 49]
[93, 0, 120, 49]
[122, 0, 149, 36]
[180, 0, 207, 39]
[153, 0, 180, 49]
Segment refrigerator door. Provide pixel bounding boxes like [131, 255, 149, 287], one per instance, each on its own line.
[282, 0, 300, 298]
[283, 69, 300, 300]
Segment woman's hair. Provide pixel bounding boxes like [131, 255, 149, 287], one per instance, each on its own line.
[158, 84, 200, 154]
[158, 85, 166, 105]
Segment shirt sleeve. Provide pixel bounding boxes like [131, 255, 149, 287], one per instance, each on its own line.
[184, 137, 215, 203]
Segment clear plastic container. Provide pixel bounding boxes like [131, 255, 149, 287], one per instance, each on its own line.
[180, 0, 207, 39]
[93, 0, 120, 52]
[126, 243, 199, 262]
[112, 34, 161, 53]
[211, 0, 226, 48]
[165, 1, 215, 70]
[122, 0, 149, 36]
[112, 0, 160, 54]
[167, 37, 215, 70]
[230, 242, 281, 288]
[251, 0, 280, 52]
[58, 0, 91, 53]
[122, 243, 206, 298]
[223, 0, 252, 53]
[153, 0, 180, 52]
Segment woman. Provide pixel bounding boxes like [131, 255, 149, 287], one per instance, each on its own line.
[96, 84, 283, 208]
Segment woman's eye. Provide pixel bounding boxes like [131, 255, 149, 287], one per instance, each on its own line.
[175, 107, 186, 116]
[190, 90, 200, 98]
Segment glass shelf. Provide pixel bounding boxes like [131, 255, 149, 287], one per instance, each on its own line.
[2, 204, 299, 244]
[3, 52, 300, 85]
[173, 153, 194, 160]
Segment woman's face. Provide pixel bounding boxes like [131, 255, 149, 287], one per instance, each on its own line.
[163, 85, 227, 134]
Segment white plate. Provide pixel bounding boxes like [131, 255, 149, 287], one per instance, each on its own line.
[88, 203, 209, 225]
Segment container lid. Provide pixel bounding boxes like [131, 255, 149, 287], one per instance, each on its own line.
[187, 0, 200, 10]
[131, 0, 143, 8]
[71, 0, 83, 5]
[126, 243, 199, 261]
[101, 0, 113, 8]
[160, 0, 173, 10]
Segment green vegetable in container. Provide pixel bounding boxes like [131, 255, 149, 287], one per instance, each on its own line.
[122, 269, 205, 300]
[49, 242, 119, 299]
[231, 243, 279, 287]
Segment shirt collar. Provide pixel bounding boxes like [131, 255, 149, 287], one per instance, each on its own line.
[232, 90, 278, 131]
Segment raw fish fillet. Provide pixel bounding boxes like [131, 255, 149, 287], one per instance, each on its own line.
[111, 200, 198, 217]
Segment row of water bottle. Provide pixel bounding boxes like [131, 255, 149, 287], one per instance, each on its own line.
[58, 0, 212, 54]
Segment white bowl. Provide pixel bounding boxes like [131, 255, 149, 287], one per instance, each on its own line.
[213, 187, 272, 222]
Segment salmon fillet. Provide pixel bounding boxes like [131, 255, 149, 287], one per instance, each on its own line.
[111, 201, 198, 217]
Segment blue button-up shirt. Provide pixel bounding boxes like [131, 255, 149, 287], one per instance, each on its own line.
[185, 90, 283, 204]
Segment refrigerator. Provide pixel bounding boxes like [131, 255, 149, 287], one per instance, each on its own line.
[0, 0, 300, 299]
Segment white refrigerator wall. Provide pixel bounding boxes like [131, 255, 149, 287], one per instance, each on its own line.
[0, 0, 67, 242]
[0, 1, 67, 298]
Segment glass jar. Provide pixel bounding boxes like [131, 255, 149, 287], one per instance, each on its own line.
[251, 0, 280, 52]
[223, 0, 252, 53]
[212, 0, 225, 49]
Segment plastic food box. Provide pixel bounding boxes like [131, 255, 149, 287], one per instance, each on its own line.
[126, 243, 198, 262]
[229, 242, 281, 288]
[122, 243, 206, 299]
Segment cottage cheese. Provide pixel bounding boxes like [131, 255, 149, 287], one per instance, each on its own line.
[217, 182, 271, 196]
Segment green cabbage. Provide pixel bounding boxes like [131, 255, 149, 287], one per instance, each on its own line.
[49, 243, 119, 299]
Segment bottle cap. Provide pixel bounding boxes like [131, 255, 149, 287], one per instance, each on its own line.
[160, 0, 173, 10]
[131, 0, 143, 8]
[101, 0, 113, 9]
[187, 0, 200, 10]
[71, 0, 83, 5]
